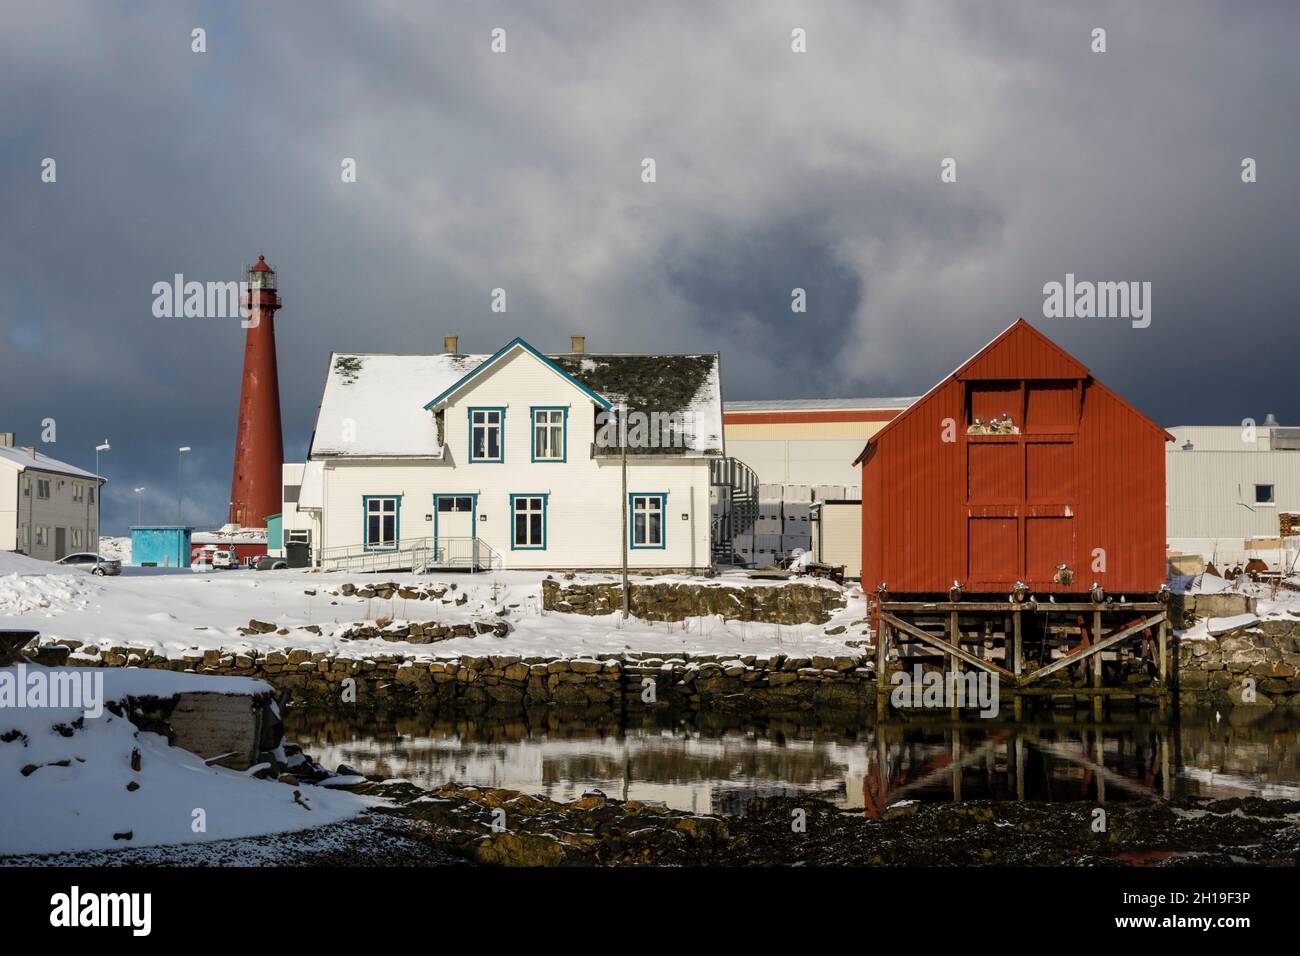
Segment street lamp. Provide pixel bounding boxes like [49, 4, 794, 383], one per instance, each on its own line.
[95, 441, 110, 569]
[133, 487, 146, 526]
[178, 446, 191, 524]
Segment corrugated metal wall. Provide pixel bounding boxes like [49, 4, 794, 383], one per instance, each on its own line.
[861, 321, 1167, 595]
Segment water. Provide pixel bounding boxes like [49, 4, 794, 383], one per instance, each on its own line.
[283, 709, 1300, 816]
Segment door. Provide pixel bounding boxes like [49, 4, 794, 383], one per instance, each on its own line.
[435, 495, 477, 567]
[55, 527, 67, 560]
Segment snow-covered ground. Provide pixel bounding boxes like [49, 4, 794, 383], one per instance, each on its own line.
[1173, 571, 1300, 641]
[98, 535, 131, 564]
[1, 558, 867, 662]
[0, 667, 371, 856]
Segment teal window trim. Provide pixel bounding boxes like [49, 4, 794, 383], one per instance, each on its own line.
[530, 406, 568, 462]
[432, 493, 479, 549]
[362, 494, 402, 552]
[629, 492, 668, 549]
[509, 493, 549, 550]
[468, 406, 506, 463]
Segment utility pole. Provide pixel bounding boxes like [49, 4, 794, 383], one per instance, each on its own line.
[94, 440, 110, 568]
[620, 401, 629, 620]
[177, 446, 191, 523]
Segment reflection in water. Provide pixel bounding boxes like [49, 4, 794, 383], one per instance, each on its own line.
[283, 708, 1300, 816]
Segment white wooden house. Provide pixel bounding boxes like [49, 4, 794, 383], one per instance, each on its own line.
[298, 337, 722, 572]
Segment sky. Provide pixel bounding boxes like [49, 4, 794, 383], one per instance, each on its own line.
[2, 0, 1297, 534]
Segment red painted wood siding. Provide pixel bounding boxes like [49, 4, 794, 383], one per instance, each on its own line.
[860, 320, 1167, 595]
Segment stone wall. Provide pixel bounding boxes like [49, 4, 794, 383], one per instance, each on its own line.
[540, 578, 847, 624]
[38, 641, 872, 715]
[1178, 615, 1300, 710]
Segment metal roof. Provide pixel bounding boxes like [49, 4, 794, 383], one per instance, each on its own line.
[725, 397, 917, 412]
[0, 445, 100, 480]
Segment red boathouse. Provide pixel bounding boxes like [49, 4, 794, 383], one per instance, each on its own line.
[855, 319, 1171, 600]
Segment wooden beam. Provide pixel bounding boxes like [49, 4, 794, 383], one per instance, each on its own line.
[881, 612, 1014, 678]
[881, 601, 1163, 613]
[1020, 612, 1167, 685]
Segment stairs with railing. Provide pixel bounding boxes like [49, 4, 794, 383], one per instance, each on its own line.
[709, 457, 760, 565]
[318, 536, 503, 574]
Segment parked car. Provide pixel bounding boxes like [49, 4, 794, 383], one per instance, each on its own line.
[212, 549, 235, 570]
[55, 553, 122, 576]
[254, 555, 289, 570]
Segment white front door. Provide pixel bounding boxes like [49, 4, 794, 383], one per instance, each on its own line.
[435, 495, 477, 567]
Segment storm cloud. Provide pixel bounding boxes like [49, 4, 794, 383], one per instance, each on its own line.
[2, 0, 1297, 533]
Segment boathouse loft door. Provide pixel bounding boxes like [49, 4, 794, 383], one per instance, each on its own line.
[964, 379, 1081, 593]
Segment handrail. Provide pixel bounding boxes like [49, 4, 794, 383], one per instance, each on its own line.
[319, 536, 503, 572]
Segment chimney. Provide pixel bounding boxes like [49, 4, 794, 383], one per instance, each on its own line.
[570, 335, 585, 354]
[1264, 413, 1279, 427]
[0, 432, 13, 447]
[444, 335, 459, 354]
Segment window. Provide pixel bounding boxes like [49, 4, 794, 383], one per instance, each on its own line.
[532, 407, 567, 461]
[1255, 484, 1276, 505]
[73, 484, 84, 503]
[511, 495, 547, 549]
[363, 496, 400, 550]
[469, 408, 505, 462]
[37, 479, 50, 499]
[437, 496, 474, 513]
[22, 481, 29, 497]
[630, 493, 666, 548]
[35, 526, 49, 547]
[89, 486, 95, 504]
[287, 530, 311, 545]
[72, 528, 83, 548]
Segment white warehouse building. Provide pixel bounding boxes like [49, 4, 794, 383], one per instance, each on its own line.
[296, 336, 722, 572]
[1165, 422, 1300, 567]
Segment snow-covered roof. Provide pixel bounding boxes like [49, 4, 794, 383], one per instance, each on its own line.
[310, 348, 724, 458]
[298, 460, 324, 509]
[0, 444, 99, 480]
[310, 353, 480, 458]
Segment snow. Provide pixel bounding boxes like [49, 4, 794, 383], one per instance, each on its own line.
[0, 666, 371, 856]
[0, 552, 98, 615]
[311, 352, 479, 458]
[99, 535, 131, 563]
[1206, 613, 1260, 636]
[0, 565, 867, 662]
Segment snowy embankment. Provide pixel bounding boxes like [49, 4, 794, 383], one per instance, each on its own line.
[0, 667, 371, 857]
[1172, 571, 1300, 642]
[0, 562, 868, 663]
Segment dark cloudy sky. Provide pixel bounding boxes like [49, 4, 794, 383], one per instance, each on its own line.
[3, 1, 1297, 534]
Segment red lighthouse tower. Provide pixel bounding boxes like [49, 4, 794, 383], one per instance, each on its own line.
[228, 255, 284, 528]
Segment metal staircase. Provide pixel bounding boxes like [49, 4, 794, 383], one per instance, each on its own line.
[709, 457, 759, 565]
[318, 536, 503, 574]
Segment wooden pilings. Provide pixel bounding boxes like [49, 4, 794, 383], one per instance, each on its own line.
[874, 598, 1173, 719]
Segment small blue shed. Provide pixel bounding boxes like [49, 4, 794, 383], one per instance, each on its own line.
[130, 526, 194, 568]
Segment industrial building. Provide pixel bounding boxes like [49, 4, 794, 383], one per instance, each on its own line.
[713, 397, 912, 565]
[1165, 420, 1300, 569]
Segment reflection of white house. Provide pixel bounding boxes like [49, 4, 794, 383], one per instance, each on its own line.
[1166, 423, 1300, 566]
[0, 433, 105, 561]
[297, 336, 722, 572]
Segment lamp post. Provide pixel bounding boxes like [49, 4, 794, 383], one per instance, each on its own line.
[133, 487, 146, 526]
[95, 441, 110, 569]
[620, 402, 629, 620]
[177, 446, 191, 524]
